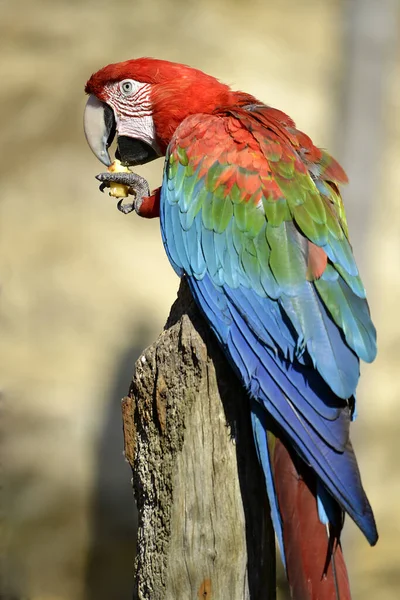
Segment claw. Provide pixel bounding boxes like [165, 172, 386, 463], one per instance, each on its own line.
[117, 198, 136, 214]
[95, 172, 150, 195]
[95, 170, 151, 215]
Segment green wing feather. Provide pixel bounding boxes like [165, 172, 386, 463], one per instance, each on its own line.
[163, 108, 377, 396]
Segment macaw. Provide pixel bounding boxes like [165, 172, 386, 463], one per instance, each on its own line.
[83, 58, 377, 599]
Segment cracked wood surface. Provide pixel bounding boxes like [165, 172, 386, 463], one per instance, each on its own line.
[123, 279, 275, 600]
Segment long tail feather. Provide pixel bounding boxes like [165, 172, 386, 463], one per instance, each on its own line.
[272, 434, 352, 600]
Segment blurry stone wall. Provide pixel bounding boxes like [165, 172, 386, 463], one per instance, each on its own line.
[1, 0, 399, 598]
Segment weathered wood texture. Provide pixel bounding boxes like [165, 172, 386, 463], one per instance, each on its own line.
[122, 279, 276, 600]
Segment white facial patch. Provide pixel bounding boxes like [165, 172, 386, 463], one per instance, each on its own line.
[118, 112, 158, 149]
[106, 80, 160, 153]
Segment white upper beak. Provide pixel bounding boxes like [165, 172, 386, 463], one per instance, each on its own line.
[83, 95, 115, 166]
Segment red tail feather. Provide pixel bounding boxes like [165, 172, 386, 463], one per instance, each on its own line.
[273, 437, 352, 600]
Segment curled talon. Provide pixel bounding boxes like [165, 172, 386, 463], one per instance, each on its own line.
[95, 168, 151, 214]
[95, 171, 150, 197]
[117, 198, 136, 214]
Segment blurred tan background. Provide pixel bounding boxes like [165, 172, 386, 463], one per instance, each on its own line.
[1, 0, 399, 598]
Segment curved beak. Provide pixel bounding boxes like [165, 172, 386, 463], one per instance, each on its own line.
[83, 95, 116, 166]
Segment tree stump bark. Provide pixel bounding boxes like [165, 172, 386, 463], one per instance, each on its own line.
[122, 279, 276, 600]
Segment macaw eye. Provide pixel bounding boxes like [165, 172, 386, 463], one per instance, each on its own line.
[120, 80, 134, 96]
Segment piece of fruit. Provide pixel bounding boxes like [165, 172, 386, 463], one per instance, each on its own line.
[107, 160, 131, 198]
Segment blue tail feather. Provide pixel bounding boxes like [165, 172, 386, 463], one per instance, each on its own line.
[251, 403, 286, 569]
[187, 273, 378, 546]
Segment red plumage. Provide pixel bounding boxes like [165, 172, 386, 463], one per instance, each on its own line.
[85, 57, 214, 93]
[84, 59, 366, 599]
[273, 436, 352, 600]
[137, 188, 161, 219]
[85, 58, 257, 152]
[307, 243, 328, 280]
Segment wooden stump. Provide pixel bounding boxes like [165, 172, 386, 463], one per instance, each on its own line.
[122, 279, 276, 600]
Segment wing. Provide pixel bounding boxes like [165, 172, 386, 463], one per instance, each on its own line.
[159, 105, 377, 543]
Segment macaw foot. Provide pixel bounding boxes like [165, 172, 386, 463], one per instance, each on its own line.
[96, 171, 150, 215]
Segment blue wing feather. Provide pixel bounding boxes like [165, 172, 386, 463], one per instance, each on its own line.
[159, 115, 378, 562]
[186, 273, 377, 545]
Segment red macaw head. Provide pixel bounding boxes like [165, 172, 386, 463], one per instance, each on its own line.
[84, 57, 255, 167]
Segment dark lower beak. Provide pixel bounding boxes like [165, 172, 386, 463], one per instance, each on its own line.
[83, 95, 116, 166]
[116, 136, 160, 167]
